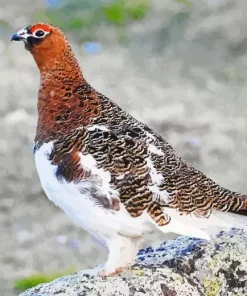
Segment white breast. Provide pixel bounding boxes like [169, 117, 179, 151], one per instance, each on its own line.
[34, 142, 150, 242]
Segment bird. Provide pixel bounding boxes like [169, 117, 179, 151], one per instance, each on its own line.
[12, 22, 247, 276]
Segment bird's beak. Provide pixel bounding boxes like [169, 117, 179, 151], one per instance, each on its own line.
[11, 28, 30, 42]
[11, 33, 22, 41]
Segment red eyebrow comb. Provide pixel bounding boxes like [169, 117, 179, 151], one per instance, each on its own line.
[30, 24, 50, 33]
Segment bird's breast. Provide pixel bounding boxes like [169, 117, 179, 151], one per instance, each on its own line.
[33, 141, 150, 237]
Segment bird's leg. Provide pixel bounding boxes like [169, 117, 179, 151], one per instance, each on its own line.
[98, 235, 143, 277]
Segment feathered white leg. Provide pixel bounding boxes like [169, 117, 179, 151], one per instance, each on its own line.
[99, 234, 143, 277]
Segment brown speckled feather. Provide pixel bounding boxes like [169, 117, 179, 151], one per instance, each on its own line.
[37, 83, 247, 222]
[12, 22, 247, 276]
[26, 23, 246, 224]
[17, 22, 247, 227]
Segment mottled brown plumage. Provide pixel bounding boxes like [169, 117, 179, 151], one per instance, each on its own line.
[12, 22, 247, 276]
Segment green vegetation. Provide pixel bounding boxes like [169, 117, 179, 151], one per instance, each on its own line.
[32, 0, 150, 40]
[14, 267, 75, 292]
[102, 0, 150, 24]
[30, 0, 194, 42]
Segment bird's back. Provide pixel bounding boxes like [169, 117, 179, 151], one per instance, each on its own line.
[92, 91, 247, 223]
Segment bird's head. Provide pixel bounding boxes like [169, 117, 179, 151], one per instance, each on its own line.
[11, 22, 74, 72]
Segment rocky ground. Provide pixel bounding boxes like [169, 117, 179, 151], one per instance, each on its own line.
[1, 0, 247, 295]
[20, 229, 247, 296]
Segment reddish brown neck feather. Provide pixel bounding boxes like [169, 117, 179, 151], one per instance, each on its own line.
[32, 28, 101, 146]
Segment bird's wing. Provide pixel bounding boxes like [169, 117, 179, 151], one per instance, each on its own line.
[46, 90, 247, 231]
[89, 93, 247, 221]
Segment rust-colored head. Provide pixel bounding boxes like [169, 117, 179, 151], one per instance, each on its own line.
[11, 22, 75, 73]
[12, 23, 100, 145]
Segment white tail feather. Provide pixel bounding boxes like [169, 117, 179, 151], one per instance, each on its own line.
[158, 208, 247, 240]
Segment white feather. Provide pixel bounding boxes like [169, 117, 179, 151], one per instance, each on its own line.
[145, 131, 156, 140]
[87, 125, 109, 132]
[34, 142, 246, 249]
[146, 144, 170, 204]
[78, 153, 118, 198]
[34, 142, 151, 243]
[158, 207, 247, 240]
[148, 143, 163, 156]
[146, 158, 164, 186]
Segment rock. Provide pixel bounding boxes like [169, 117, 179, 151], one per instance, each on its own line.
[20, 229, 247, 296]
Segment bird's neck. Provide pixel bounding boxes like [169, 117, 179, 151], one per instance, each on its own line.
[35, 50, 101, 146]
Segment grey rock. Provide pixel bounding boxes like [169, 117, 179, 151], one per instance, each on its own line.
[20, 229, 247, 296]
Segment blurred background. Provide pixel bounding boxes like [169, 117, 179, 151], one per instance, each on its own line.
[1, 0, 247, 295]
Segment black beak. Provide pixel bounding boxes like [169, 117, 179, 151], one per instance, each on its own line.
[11, 33, 21, 41]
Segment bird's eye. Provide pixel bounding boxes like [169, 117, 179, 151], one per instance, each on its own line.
[34, 30, 45, 38]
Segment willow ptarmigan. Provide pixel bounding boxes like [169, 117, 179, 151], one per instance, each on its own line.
[12, 23, 247, 276]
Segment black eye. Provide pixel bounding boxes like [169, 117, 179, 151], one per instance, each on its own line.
[34, 30, 45, 37]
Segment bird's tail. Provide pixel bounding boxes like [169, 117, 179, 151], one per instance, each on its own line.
[165, 161, 247, 233]
[184, 160, 247, 216]
[205, 181, 247, 218]
[190, 162, 247, 229]
[225, 192, 247, 216]
[212, 189, 247, 231]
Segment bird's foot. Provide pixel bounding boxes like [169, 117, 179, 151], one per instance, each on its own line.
[98, 267, 127, 277]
